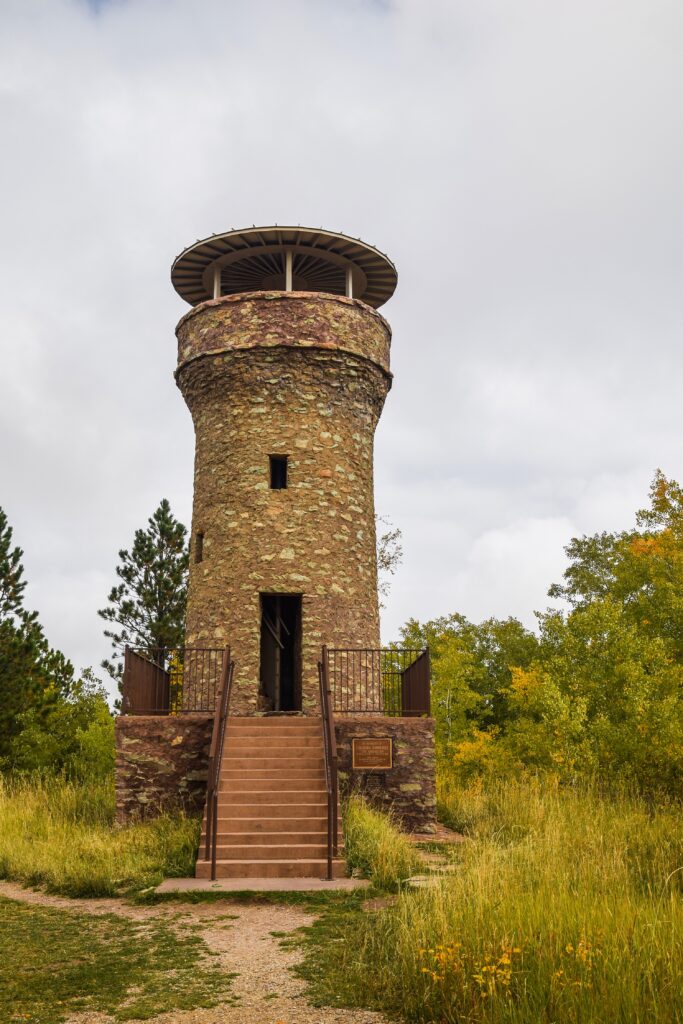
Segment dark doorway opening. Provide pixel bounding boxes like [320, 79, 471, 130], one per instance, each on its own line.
[259, 594, 302, 712]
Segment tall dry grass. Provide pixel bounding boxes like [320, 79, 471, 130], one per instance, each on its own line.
[322, 778, 683, 1023]
[343, 794, 421, 890]
[0, 775, 199, 897]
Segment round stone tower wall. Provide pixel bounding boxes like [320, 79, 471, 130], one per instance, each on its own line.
[175, 291, 392, 714]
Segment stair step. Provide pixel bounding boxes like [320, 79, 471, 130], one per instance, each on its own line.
[221, 768, 326, 779]
[228, 717, 319, 726]
[222, 744, 322, 756]
[224, 737, 321, 745]
[219, 774, 325, 790]
[208, 843, 330, 859]
[214, 802, 326, 816]
[195, 858, 346, 879]
[212, 802, 328, 817]
[227, 737, 322, 750]
[220, 775, 325, 791]
[201, 831, 328, 845]
[222, 757, 324, 769]
[218, 788, 326, 803]
[224, 720, 321, 729]
[205, 816, 330, 831]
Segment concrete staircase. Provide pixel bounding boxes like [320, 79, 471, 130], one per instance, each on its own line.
[196, 715, 345, 879]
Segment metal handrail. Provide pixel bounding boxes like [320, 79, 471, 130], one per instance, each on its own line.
[318, 645, 339, 880]
[204, 648, 234, 881]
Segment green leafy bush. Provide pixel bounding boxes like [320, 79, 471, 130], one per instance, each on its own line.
[6, 674, 115, 779]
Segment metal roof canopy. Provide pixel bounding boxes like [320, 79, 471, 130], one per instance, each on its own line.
[171, 226, 397, 309]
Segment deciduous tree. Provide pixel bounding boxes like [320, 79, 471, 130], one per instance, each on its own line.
[376, 515, 403, 606]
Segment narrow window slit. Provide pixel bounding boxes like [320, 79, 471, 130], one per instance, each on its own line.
[195, 532, 204, 563]
[269, 455, 288, 490]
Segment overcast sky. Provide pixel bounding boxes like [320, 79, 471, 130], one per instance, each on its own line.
[1, 0, 681, 700]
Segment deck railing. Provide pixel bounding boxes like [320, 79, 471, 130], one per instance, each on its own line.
[325, 646, 431, 716]
[121, 646, 226, 714]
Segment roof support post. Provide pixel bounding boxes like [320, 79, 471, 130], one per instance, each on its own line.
[285, 250, 293, 291]
[346, 265, 353, 299]
[212, 266, 221, 300]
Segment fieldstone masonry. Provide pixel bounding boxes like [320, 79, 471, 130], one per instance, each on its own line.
[335, 717, 437, 832]
[115, 713, 436, 830]
[176, 291, 392, 713]
[115, 715, 212, 822]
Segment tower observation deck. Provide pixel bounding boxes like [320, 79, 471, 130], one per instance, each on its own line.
[171, 225, 397, 308]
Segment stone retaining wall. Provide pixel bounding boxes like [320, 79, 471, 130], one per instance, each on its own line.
[115, 715, 213, 823]
[335, 717, 436, 832]
[115, 712, 436, 834]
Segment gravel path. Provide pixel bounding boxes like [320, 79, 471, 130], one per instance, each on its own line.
[0, 881, 388, 1024]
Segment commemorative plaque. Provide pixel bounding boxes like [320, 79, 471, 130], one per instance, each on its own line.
[352, 737, 393, 770]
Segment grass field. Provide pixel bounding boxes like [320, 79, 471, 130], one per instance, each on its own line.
[297, 777, 683, 1024]
[0, 776, 199, 897]
[2, 773, 682, 1022]
[342, 793, 421, 889]
[0, 895, 236, 1023]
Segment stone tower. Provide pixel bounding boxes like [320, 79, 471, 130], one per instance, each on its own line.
[171, 227, 397, 715]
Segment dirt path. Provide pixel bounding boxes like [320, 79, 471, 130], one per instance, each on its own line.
[0, 881, 387, 1024]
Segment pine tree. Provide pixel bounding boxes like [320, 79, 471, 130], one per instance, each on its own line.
[98, 499, 189, 681]
[0, 507, 74, 760]
[0, 507, 30, 621]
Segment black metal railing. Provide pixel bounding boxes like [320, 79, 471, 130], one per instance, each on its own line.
[318, 651, 339, 880]
[204, 651, 235, 881]
[121, 646, 226, 714]
[325, 647, 430, 716]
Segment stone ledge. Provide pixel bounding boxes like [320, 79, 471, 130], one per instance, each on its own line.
[175, 289, 392, 339]
[175, 290, 392, 376]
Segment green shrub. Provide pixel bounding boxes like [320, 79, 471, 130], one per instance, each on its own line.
[342, 794, 421, 890]
[5, 674, 115, 780]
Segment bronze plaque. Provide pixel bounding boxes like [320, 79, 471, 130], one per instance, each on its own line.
[352, 737, 393, 770]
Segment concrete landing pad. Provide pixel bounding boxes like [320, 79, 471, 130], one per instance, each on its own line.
[156, 876, 370, 894]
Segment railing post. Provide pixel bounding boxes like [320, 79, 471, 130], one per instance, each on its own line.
[319, 658, 333, 880]
[319, 648, 339, 878]
[208, 649, 233, 881]
[424, 647, 431, 716]
[326, 663, 339, 856]
[210, 789, 219, 882]
[205, 648, 230, 866]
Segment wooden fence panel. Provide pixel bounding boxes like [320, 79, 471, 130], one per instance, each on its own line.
[401, 650, 431, 716]
[122, 649, 170, 714]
